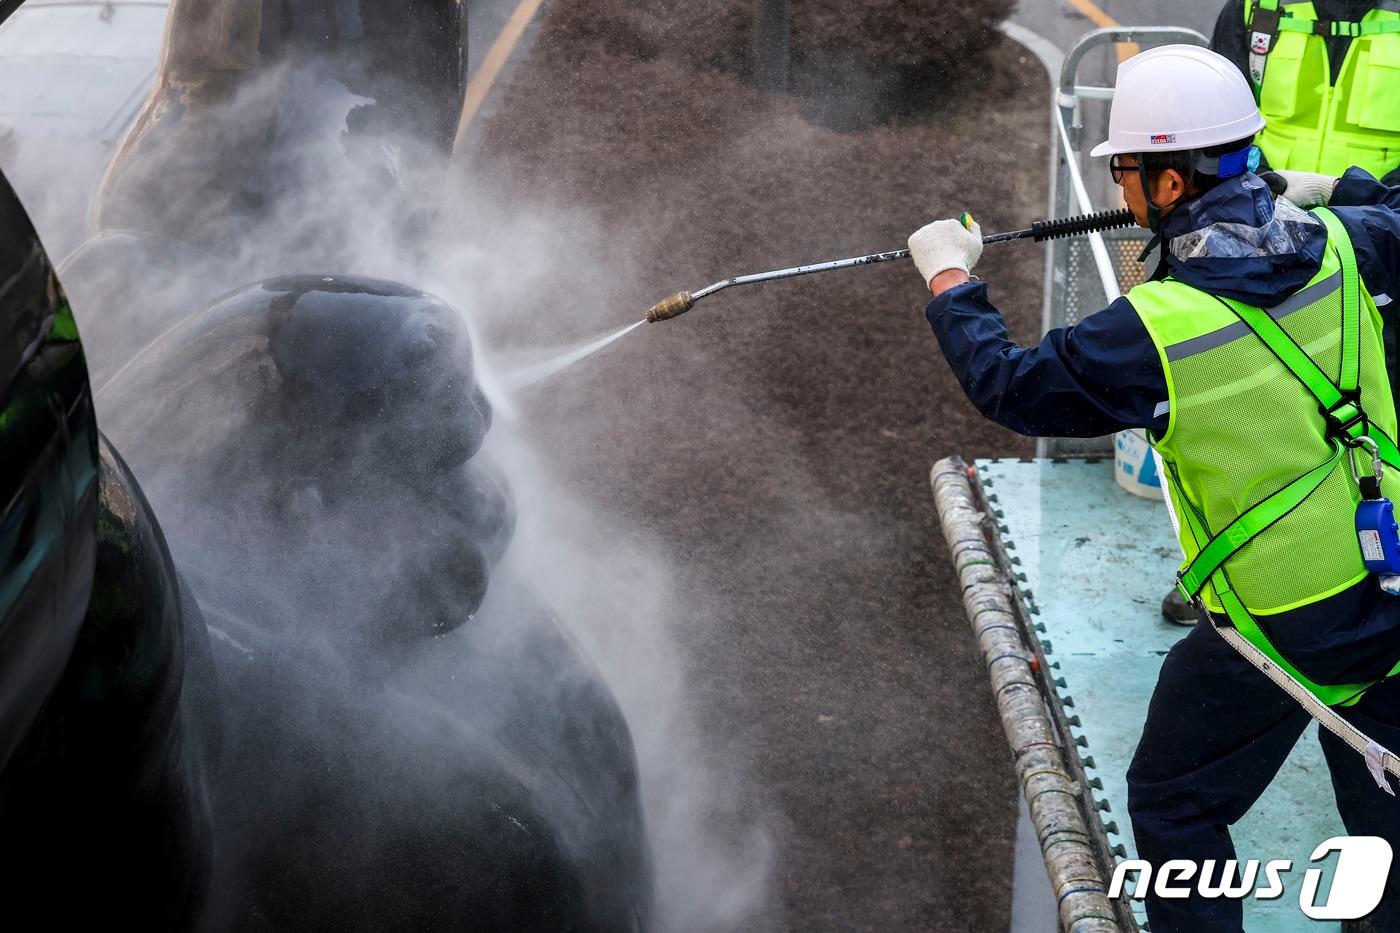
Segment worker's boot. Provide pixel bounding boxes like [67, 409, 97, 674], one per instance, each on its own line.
[1161, 586, 1197, 625]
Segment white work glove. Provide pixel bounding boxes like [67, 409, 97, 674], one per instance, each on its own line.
[908, 215, 983, 286]
[1272, 169, 1340, 208]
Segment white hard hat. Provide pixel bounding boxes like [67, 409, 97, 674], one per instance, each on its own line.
[1090, 45, 1266, 158]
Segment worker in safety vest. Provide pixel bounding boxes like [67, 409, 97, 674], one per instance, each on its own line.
[1211, 0, 1400, 185]
[1152, 2, 1400, 625]
[909, 45, 1400, 932]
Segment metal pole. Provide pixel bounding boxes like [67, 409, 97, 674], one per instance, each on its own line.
[755, 0, 789, 91]
[644, 209, 1135, 323]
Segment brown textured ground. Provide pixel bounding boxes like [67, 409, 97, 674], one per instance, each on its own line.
[471, 6, 1049, 930]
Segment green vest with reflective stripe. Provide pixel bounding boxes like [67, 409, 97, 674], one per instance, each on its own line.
[1131, 213, 1397, 621]
[1131, 208, 1400, 705]
[1245, 0, 1400, 178]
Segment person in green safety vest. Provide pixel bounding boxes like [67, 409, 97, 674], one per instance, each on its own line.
[909, 44, 1400, 932]
[1150, 1, 1400, 626]
[1212, 0, 1400, 185]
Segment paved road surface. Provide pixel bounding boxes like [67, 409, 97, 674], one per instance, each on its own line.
[1013, 0, 1221, 60]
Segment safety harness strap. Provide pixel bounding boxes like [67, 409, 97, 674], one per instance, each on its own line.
[1222, 297, 1347, 405]
[1167, 457, 1399, 708]
[1213, 618, 1400, 793]
[1319, 207, 1363, 394]
[1175, 447, 1343, 598]
[1276, 17, 1400, 34]
[1274, 17, 1400, 35]
[1209, 208, 1397, 461]
[1167, 206, 1400, 708]
[1250, 0, 1400, 36]
[1246, 0, 1285, 94]
[1166, 462, 1400, 790]
[1182, 205, 1389, 599]
[1212, 294, 1400, 465]
[1215, 577, 1383, 708]
[1246, 0, 1400, 95]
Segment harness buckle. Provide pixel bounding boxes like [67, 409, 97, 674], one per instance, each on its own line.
[1308, 19, 1360, 36]
[1321, 391, 1368, 444]
[1174, 571, 1205, 614]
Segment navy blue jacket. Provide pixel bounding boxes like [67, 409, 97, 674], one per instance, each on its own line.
[926, 169, 1400, 682]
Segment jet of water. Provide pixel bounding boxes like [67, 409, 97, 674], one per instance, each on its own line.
[500, 320, 645, 393]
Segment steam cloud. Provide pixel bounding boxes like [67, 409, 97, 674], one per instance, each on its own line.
[2, 5, 774, 930]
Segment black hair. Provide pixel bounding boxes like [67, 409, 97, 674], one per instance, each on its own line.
[1141, 134, 1256, 194]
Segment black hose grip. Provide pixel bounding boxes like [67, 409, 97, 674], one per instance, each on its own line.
[1030, 208, 1137, 242]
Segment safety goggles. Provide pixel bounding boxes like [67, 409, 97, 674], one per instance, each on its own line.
[1109, 155, 1141, 186]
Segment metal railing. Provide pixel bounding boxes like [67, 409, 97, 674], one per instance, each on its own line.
[1038, 27, 1208, 459]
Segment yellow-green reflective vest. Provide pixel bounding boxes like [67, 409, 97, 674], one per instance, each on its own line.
[1245, 0, 1400, 178]
[1130, 214, 1398, 618]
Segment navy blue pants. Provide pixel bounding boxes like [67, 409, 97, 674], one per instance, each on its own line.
[1127, 621, 1400, 933]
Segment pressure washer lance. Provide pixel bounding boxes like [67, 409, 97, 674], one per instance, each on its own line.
[644, 208, 1137, 324]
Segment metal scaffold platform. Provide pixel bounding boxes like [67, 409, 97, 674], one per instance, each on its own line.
[949, 457, 1345, 932]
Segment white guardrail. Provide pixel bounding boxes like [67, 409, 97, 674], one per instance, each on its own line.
[1034, 27, 1208, 459]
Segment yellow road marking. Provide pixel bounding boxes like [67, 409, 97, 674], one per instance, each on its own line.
[452, 0, 548, 154]
[1064, 0, 1141, 63]
[1066, 0, 1117, 29]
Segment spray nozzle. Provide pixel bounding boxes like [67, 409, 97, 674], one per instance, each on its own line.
[645, 291, 695, 323]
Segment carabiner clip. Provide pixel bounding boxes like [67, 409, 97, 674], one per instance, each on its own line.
[1351, 435, 1383, 487]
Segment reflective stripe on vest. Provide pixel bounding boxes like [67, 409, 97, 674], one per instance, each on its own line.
[1245, 0, 1400, 178]
[1130, 208, 1400, 704]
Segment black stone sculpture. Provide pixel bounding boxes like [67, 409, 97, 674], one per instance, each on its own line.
[98, 275, 653, 931]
